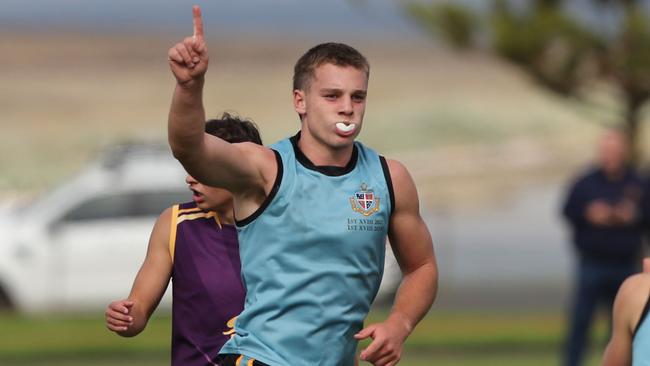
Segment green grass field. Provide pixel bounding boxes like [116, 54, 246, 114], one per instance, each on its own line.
[0, 309, 607, 366]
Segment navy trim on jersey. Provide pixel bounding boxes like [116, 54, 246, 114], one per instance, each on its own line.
[634, 289, 650, 338]
[235, 150, 283, 227]
[290, 132, 358, 177]
[379, 156, 395, 217]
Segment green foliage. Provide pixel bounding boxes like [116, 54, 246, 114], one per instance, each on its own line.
[613, 5, 650, 107]
[408, 1, 602, 95]
[491, 1, 600, 96]
[406, 0, 650, 160]
[407, 3, 476, 49]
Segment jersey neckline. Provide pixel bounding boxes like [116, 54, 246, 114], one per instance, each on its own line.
[290, 132, 358, 177]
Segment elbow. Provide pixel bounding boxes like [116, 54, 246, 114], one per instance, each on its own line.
[168, 137, 191, 161]
[117, 328, 143, 338]
[115, 316, 148, 338]
[421, 260, 439, 305]
[167, 127, 206, 162]
[406, 260, 438, 300]
[169, 138, 202, 167]
[170, 144, 189, 162]
[429, 262, 439, 300]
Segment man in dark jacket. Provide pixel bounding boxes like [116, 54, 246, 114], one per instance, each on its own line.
[562, 129, 646, 366]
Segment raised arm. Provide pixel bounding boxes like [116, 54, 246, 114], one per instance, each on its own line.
[167, 6, 272, 194]
[355, 159, 438, 366]
[105, 208, 174, 337]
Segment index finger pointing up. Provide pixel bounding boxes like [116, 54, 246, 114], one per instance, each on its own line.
[192, 5, 204, 39]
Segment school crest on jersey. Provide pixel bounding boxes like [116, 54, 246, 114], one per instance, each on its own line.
[349, 183, 380, 216]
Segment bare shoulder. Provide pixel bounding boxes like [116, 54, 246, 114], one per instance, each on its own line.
[619, 273, 650, 299]
[232, 141, 272, 155]
[616, 273, 650, 331]
[156, 206, 174, 229]
[233, 142, 276, 164]
[233, 142, 277, 182]
[149, 206, 174, 251]
[385, 158, 413, 185]
[384, 158, 418, 210]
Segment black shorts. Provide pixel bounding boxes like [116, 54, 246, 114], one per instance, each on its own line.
[215, 354, 269, 366]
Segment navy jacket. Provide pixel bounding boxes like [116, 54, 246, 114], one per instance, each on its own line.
[562, 166, 645, 264]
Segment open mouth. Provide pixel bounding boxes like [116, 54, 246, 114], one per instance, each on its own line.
[190, 188, 202, 200]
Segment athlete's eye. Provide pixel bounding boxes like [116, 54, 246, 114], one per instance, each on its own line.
[352, 94, 366, 102]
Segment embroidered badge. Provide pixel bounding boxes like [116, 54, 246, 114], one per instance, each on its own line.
[349, 183, 380, 216]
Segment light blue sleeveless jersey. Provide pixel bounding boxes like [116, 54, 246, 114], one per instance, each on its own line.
[220, 133, 394, 366]
[633, 292, 650, 366]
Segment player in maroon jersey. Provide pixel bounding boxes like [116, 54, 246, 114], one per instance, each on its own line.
[105, 114, 262, 366]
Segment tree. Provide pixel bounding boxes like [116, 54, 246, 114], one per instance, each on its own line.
[407, 0, 650, 162]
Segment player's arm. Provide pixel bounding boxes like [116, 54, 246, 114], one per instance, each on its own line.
[602, 283, 634, 365]
[105, 208, 174, 337]
[602, 272, 650, 366]
[167, 6, 272, 195]
[355, 159, 438, 366]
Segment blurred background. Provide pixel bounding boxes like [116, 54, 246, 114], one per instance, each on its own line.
[3, 0, 650, 365]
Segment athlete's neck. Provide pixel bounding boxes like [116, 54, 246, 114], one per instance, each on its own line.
[206, 205, 235, 225]
[297, 131, 354, 167]
[219, 207, 235, 225]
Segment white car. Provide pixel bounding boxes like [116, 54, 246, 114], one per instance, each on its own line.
[0, 144, 188, 312]
[0, 143, 400, 313]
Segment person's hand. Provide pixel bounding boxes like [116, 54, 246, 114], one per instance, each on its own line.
[585, 200, 613, 226]
[168, 6, 209, 86]
[105, 299, 134, 333]
[354, 314, 412, 366]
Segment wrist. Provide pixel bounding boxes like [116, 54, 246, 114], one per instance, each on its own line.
[387, 311, 414, 338]
[176, 77, 205, 91]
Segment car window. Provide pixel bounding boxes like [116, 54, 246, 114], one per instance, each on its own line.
[61, 190, 190, 222]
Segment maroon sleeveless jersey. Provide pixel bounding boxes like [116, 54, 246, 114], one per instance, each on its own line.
[169, 202, 245, 366]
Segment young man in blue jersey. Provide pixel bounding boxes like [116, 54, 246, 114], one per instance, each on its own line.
[601, 258, 650, 366]
[105, 115, 263, 366]
[166, 6, 438, 366]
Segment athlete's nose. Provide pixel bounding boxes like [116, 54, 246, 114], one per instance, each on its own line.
[186, 175, 198, 185]
[339, 96, 353, 117]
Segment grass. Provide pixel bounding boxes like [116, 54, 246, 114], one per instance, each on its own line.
[0, 309, 609, 366]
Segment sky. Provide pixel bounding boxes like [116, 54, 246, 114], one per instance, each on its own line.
[0, 0, 424, 39]
[3, 0, 643, 42]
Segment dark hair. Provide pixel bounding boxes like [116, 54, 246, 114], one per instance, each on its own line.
[293, 42, 370, 91]
[205, 112, 263, 145]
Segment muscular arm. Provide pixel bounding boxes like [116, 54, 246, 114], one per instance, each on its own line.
[167, 6, 272, 196]
[356, 159, 438, 366]
[386, 159, 438, 328]
[105, 208, 174, 337]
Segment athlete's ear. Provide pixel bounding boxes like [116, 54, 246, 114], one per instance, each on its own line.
[294, 89, 306, 115]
